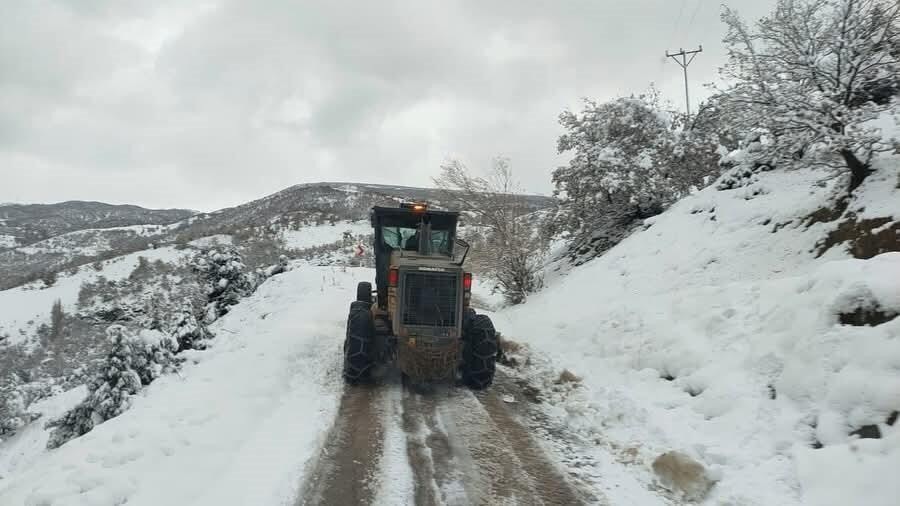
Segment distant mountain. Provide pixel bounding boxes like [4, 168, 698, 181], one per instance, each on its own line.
[172, 182, 553, 239]
[0, 183, 555, 290]
[0, 201, 195, 248]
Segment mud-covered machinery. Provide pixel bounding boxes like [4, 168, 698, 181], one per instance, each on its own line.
[343, 202, 498, 388]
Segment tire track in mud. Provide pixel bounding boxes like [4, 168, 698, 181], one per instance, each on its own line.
[401, 372, 596, 505]
[472, 371, 601, 505]
[401, 387, 469, 505]
[299, 371, 599, 505]
[298, 384, 388, 506]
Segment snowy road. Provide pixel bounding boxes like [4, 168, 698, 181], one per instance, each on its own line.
[299, 370, 597, 506]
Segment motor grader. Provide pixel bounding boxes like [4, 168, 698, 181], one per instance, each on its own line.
[343, 202, 498, 389]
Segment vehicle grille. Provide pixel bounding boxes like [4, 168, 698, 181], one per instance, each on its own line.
[401, 272, 458, 327]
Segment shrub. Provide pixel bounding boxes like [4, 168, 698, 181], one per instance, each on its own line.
[46, 325, 179, 449]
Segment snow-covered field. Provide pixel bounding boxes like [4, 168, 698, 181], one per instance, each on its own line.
[281, 220, 371, 250]
[495, 165, 900, 505]
[0, 266, 368, 505]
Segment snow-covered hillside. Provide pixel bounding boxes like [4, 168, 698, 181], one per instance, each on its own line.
[0, 201, 193, 249]
[0, 247, 189, 348]
[0, 266, 364, 504]
[495, 163, 900, 505]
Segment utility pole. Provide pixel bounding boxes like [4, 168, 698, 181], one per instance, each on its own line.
[665, 45, 702, 115]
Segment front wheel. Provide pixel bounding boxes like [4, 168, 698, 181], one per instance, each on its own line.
[343, 301, 374, 384]
[462, 313, 497, 389]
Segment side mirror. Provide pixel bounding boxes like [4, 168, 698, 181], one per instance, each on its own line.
[452, 239, 470, 265]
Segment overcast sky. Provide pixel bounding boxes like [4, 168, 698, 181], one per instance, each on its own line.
[1, 0, 777, 211]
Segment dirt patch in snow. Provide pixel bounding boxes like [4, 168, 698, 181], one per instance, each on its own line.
[804, 197, 850, 227]
[815, 214, 900, 259]
[838, 304, 898, 326]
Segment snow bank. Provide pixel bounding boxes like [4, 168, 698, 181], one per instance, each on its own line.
[496, 164, 900, 505]
[0, 266, 371, 505]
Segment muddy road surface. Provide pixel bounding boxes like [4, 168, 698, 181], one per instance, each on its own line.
[298, 371, 601, 506]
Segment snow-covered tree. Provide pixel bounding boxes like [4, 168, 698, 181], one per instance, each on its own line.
[49, 299, 65, 341]
[434, 158, 548, 304]
[46, 325, 179, 449]
[551, 93, 720, 258]
[192, 247, 257, 323]
[0, 379, 39, 439]
[718, 0, 900, 192]
[40, 270, 57, 288]
[172, 306, 210, 352]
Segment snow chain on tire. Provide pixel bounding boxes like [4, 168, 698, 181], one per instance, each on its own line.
[343, 301, 375, 384]
[462, 313, 498, 389]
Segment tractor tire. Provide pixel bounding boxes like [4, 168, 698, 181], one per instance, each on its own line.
[356, 281, 372, 304]
[343, 301, 375, 384]
[462, 313, 498, 390]
[463, 307, 476, 324]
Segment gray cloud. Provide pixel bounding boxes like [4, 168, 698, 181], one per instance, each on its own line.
[1, 0, 777, 211]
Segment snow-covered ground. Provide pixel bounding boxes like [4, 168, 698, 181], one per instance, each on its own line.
[0, 266, 368, 505]
[281, 220, 371, 250]
[495, 165, 900, 505]
[0, 386, 87, 479]
[1, 165, 897, 504]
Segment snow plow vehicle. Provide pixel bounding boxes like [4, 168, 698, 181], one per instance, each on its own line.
[343, 202, 498, 389]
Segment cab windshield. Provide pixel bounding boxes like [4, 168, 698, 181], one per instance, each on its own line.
[381, 226, 451, 255]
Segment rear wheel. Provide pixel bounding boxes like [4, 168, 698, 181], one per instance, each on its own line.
[356, 281, 372, 304]
[462, 313, 497, 389]
[343, 301, 375, 384]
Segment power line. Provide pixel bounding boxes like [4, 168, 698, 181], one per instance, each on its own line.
[655, 0, 690, 90]
[683, 0, 705, 44]
[665, 46, 703, 115]
[670, 0, 689, 41]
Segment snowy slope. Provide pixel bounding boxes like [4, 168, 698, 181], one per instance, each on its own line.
[0, 266, 368, 505]
[14, 223, 178, 257]
[281, 220, 371, 250]
[494, 165, 900, 505]
[0, 201, 193, 248]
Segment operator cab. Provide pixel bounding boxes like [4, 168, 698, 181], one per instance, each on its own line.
[370, 202, 466, 309]
[377, 202, 455, 256]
